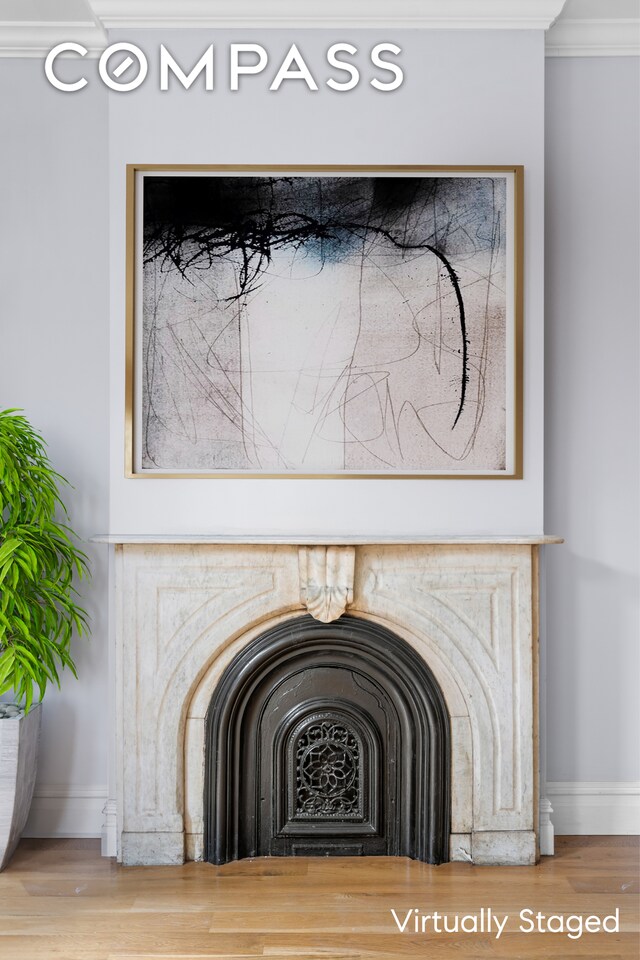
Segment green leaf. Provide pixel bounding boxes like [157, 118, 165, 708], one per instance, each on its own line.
[0, 537, 20, 565]
[0, 408, 91, 707]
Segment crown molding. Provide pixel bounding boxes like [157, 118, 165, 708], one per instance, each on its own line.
[0, 21, 106, 58]
[89, 0, 567, 31]
[1, 1, 638, 58]
[546, 17, 640, 56]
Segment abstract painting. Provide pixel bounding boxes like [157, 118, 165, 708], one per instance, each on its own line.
[127, 166, 522, 477]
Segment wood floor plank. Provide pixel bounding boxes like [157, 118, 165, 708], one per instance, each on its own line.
[0, 838, 637, 959]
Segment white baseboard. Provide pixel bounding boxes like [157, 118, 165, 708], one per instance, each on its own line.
[539, 797, 555, 855]
[101, 798, 118, 857]
[547, 782, 640, 836]
[22, 782, 640, 844]
[23, 785, 108, 839]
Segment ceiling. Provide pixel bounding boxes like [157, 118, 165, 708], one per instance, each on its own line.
[0, 0, 638, 57]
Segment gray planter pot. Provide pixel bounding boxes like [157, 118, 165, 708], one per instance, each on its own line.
[0, 703, 42, 871]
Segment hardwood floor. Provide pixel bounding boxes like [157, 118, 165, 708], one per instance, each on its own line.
[0, 837, 637, 959]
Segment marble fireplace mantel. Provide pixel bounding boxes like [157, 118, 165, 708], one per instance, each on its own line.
[97, 534, 562, 867]
[96, 535, 562, 544]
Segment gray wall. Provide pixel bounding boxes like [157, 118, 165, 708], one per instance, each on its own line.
[545, 56, 640, 781]
[0, 60, 110, 791]
[108, 29, 546, 536]
[0, 43, 637, 832]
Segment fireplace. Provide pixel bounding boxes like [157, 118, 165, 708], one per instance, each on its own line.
[102, 535, 560, 866]
[205, 615, 450, 864]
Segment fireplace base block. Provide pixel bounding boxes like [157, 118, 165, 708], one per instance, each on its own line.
[471, 830, 537, 866]
[121, 832, 184, 867]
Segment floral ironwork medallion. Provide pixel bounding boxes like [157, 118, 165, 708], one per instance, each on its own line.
[295, 719, 361, 818]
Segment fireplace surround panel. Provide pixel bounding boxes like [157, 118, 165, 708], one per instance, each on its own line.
[111, 539, 553, 866]
[204, 615, 450, 863]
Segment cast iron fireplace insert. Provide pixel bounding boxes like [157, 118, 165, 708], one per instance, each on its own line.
[204, 615, 450, 864]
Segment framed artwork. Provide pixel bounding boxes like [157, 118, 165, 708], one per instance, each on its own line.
[125, 165, 523, 478]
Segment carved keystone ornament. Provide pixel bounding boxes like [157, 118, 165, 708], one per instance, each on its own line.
[298, 546, 355, 623]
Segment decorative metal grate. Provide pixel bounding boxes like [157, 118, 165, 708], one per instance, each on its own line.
[295, 720, 361, 818]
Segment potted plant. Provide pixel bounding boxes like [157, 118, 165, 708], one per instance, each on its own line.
[0, 409, 89, 870]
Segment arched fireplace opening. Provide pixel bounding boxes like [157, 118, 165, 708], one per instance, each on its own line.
[204, 615, 450, 865]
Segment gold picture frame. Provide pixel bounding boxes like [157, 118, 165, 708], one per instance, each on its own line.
[126, 165, 523, 479]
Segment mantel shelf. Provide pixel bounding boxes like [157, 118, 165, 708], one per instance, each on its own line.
[92, 533, 563, 545]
